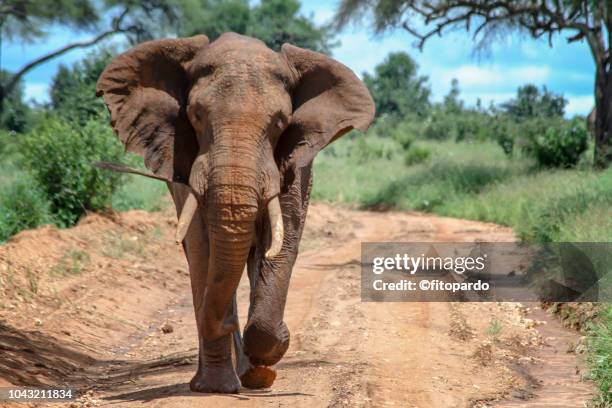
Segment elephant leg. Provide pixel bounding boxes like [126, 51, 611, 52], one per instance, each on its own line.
[241, 165, 313, 385]
[238, 248, 277, 389]
[170, 184, 241, 394]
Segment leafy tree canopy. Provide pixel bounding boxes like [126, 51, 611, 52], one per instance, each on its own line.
[0, 70, 31, 132]
[50, 48, 116, 124]
[0, 0, 200, 113]
[363, 51, 430, 118]
[442, 78, 463, 115]
[179, 0, 335, 53]
[0, 0, 98, 41]
[501, 84, 567, 121]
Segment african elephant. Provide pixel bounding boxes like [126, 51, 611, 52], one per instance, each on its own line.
[96, 32, 374, 393]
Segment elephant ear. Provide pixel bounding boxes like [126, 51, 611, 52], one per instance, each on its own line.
[277, 43, 375, 170]
[96, 35, 209, 182]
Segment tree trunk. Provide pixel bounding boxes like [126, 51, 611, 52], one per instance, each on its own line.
[594, 69, 612, 168]
[0, 86, 5, 115]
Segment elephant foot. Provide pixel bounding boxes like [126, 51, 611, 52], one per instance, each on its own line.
[239, 365, 277, 389]
[189, 368, 241, 394]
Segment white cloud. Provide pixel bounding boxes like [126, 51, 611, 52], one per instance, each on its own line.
[332, 31, 409, 78]
[565, 95, 594, 116]
[24, 83, 50, 104]
[510, 66, 550, 82]
[443, 65, 502, 86]
[433, 64, 550, 88]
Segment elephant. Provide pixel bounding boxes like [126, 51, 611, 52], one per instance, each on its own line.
[95, 32, 375, 393]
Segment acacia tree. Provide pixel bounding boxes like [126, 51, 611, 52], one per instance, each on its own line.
[334, 0, 611, 168]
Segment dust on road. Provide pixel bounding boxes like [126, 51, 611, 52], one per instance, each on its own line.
[0, 203, 593, 407]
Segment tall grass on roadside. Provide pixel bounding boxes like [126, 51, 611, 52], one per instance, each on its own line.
[313, 138, 530, 211]
[438, 169, 612, 241]
[588, 307, 612, 407]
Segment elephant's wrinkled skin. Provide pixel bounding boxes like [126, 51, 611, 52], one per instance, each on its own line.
[96, 33, 374, 393]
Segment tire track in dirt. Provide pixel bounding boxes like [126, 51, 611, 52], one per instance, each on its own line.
[0, 204, 593, 407]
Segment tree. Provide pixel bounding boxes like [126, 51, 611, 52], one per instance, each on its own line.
[363, 51, 430, 118]
[0, 0, 98, 42]
[179, 0, 334, 53]
[179, 0, 251, 42]
[501, 84, 567, 121]
[249, 0, 334, 53]
[50, 48, 116, 124]
[334, 1, 612, 168]
[0, 0, 193, 112]
[0, 70, 30, 132]
[443, 78, 463, 114]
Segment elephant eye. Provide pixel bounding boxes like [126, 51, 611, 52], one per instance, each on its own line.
[188, 103, 205, 125]
[276, 118, 284, 130]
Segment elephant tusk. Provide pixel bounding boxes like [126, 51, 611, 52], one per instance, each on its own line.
[175, 191, 198, 244]
[265, 196, 284, 259]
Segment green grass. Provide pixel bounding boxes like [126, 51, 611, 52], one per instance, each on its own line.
[314, 136, 612, 242]
[588, 307, 612, 407]
[112, 174, 168, 212]
[313, 139, 529, 211]
[486, 318, 503, 337]
[313, 138, 531, 211]
[437, 168, 612, 241]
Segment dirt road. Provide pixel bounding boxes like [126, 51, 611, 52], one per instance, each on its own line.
[0, 203, 593, 407]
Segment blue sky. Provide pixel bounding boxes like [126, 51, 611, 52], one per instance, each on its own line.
[2, 0, 594, 116]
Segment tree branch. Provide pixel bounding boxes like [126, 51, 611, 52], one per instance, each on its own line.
[1, 7, 131, 100]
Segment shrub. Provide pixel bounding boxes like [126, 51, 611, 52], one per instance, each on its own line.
[423, 108, 454, 140]
[350, 136, 397, 163]
[454, 113, 481, 142]
[404, 146, 431, 166]
[368, 114, 402, 138]
[0, 177, 53, 242]
[21, 116, 124, 226]
[388, 116, 424, 149]
[521, 118, 588, 168]
[493, 118, 515, 156]
[391, 128, 414, 150]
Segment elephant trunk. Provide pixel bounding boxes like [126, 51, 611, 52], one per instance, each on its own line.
[201, 213, 254, 340]
[195, 132, 283, 340]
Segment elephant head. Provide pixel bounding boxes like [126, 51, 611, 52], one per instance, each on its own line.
[96, 32, 374, 393]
